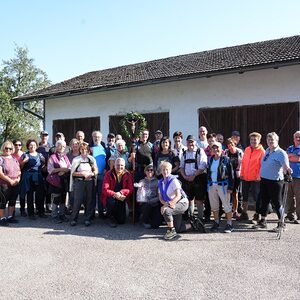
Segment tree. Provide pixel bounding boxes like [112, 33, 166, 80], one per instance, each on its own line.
[0, 45, 51, 143]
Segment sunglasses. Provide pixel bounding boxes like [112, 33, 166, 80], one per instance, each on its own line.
[146, 169, 154, 172]
[14, 144, 22, 146]
[4, 147, 13, 151]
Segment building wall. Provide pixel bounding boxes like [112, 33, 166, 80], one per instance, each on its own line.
[45, 65, 300, 141]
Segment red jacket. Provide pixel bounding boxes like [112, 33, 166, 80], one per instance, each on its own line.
[101, 169, 133, 206]
[240, 145, 265, 181]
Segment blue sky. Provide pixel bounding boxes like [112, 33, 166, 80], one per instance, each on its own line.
[1, 0, 299, 84]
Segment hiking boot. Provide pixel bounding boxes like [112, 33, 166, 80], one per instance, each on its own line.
[252, 213, 259, 222]
[224, 224, 233, 233]
[253, 219, 267, 229]
[236, 212, 249, 221]
[294, 219, 300, 224]
[210, 221, 219, 232]
[0, 218, 9, 226]
[272, 222, 286, 232]
[285, 215, 295, 222]
[164, 228, 177, 240]
[190, 216, 206, 233]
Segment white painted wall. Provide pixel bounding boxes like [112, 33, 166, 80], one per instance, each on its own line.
[45, 65, 300, 142]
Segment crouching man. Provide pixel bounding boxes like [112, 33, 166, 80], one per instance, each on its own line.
[101, 158, 133, 227]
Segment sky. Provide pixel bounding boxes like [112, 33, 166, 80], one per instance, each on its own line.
[1, 0, 300, 84]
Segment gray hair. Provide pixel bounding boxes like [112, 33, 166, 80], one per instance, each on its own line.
[116, 139, 126, 147]
[55, 140, 66, 148]
[266, 132, 279, 141]
[293, 130, 300, 138]
[114, 157, 125, 167]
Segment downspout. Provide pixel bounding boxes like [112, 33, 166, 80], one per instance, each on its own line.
[20, 100, 45, 128]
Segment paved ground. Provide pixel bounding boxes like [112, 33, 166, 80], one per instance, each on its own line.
[0, 211, 299, 300]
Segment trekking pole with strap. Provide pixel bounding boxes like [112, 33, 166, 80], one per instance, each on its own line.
[277, 173, 292, 240]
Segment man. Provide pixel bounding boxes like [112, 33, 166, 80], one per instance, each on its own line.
[90, 131, 108, 217]
[254, 132, 292, 231]
[75, 131, 85, 144]
[180, 135, 207, 220]
[239, 132, 265, 222]
[106, 133, 116, 157]
[152, 130, 163, 160]
[172, 131, 187, 159]
[49, 132, 69, 155]
[197, 126, 208, 149]
[101, 158, 133, 227]
[231, 130, 244, 151]
[285, 130, 300, 224]
[207, 141, 234, 233]
[37, 130, 52, 213]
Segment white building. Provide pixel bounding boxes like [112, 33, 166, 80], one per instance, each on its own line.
[15, 35, 300, 148]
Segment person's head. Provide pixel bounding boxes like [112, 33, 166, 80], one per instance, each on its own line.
[107, 133, 116, 146]
[231, 130, 241, 144]
[114, 157, 125, 174]
[144, 164, 154, 178]
[207, 133, 217, 148]
[186, 135, 197, 151]
[266, 132, 279, 149]
[55, 132, 65, 142]
[140, 130, 149, 143]
[211, 141, 223, 158]
[225, 138, 236, 153]
[293, 130, 300, 147]
[26, 139, 38, 152]
[116, 134, 123, 141]
[155, 130, 163, 141]
[1, 141, 14, 156]
[199, 126, 208, 140]
[216, 133, 224, 144]
[13, 139, 23, 152]
[76, 131, 85, 143]
[79, 142, 90, 156]
[159, 136, 171, 152]
[92, 131, 102, 145]
[55, 140, 66, 153]
[40, 130, 49, 143]
[160, 161, 172, 178]
[249, 132, 262, 149]
[173, 131, 183, 145]
[116, 139, 126, 152]
[69, 138, 80, 153]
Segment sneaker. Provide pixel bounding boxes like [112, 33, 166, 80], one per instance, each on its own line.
[0, 218, 9, 226]
[210, 221, 219, 232]
[84, 220, 91, 227]
[272, 222, 286, 232]
[70, 220, 77, 226]
[224, 224, 233, 233]
[293, 219, 300, 224]
[164, 228, 177, 240]
[284, 215, 295, 222]
[232, 212, 239, 219]
[252, 213, 259, 222]
[7, 217, 19, 223]
[253, 219, 267, 229]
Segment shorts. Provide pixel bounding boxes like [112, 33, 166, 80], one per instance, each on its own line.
[0, 184, 20, 209]
[182, 173, 206, 201]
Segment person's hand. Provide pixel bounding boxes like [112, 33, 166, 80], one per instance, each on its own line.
[23, 155, 29, 163]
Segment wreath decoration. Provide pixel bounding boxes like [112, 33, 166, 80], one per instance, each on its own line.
[120, 112, 147, 139]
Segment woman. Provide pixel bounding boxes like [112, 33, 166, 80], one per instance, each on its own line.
[254, 132, 292, 231]
[224, 138, 243, 219]
[47, 140, 71, 223]
[69, 142, 98, 226]
[108, 139, 130, 170]
[136, 164, 161, 229]
[159, 161, 199, 240]
[19, 139, 46, 219]
[172, 131, 187, 159]
[154, 136, 179, 178]
[0, 141, 21, 226]
[207, 142, 234, 233]
[66, 138, 80, 213]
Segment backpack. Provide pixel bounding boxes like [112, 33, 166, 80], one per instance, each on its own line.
[182, 148, 201, 170]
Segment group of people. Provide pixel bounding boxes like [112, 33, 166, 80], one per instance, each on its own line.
[0, 126, 299, 241]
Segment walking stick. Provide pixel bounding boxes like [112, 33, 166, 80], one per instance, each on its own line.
[131, 139, 136, 224]
[277, 173, 292, 240]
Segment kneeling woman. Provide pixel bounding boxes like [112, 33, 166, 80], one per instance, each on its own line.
[159, 161, 195, 240]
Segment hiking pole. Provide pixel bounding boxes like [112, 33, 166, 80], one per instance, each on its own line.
[277, 173, 292, 240]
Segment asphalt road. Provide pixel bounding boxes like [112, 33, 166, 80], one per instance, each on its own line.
[0, 211, 299, 300]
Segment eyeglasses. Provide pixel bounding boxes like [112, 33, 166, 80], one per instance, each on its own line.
[4, 147, 13, 151]
[146, 169, 154, 172]
[14, 144, 22, 146]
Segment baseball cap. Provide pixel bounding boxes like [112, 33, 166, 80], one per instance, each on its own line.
[186, 135, 196, 141]
[212, 141, 222, 149]
[55, 132, 64, 138]
[41, 130, 48, 135]
[155, 130, 163, 135]
[232, 130, 240, 137]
